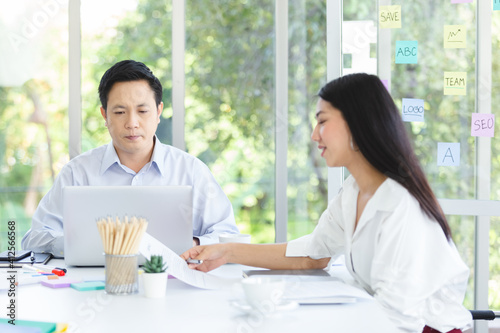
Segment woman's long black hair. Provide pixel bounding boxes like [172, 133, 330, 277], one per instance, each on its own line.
[318, 73, 452, 240]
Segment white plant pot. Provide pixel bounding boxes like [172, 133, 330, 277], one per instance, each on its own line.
[142, 272, 168, 298]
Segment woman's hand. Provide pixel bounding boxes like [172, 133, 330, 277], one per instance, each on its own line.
[180, 243, 231, 272]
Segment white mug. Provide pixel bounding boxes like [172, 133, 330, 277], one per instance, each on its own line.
[219, 233, 251, 244]
[241, 277, 285, 311]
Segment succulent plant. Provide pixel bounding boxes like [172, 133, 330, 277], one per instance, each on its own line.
[143, 255, 167, 273]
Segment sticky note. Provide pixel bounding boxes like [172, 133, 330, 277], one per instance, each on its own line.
[0, 323, 42, 333]
[444, 25, 466, 48]
[471, 113, 495, 137]
[0, 319, 56, 333]
[395, 41, 418, 64]
[41, 279, 81, 288]
[437, 143, 460, 166]
[402, 98, 424, 122]
[71, 281, 105, 291]
[381, 79, 390, 91]
[379, 5, 401, 29]
[444, 72, 467, 95]
[495, 0, 500, 11]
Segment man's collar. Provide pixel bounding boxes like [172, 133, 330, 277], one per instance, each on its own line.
[99, 136, 165, 176]
[99, 142, 121, 175]
[149, 136, 165, 177]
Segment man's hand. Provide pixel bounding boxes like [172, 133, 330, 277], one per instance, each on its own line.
[180, 243, 230, 272]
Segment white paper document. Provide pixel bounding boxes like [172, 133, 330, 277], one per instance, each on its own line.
[283, 280, 373, 304]
[139, 233, 234, 290]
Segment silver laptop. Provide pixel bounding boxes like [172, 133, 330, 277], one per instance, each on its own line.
[63, 186, 193, 266]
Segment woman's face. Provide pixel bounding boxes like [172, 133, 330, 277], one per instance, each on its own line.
[311, 98, 354, 168]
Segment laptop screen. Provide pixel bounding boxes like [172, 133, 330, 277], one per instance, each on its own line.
[63, 186, 193, 266]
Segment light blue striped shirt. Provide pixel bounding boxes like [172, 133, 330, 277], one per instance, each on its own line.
[21, 138, 239, 257]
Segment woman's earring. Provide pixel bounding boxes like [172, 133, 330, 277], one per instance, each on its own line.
[350, 138, 358, 151]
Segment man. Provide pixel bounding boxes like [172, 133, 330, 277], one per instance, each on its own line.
[22, 60, 239, 257]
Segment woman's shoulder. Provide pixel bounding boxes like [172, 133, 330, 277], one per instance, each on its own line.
[373, 177, 424, 214]
[377, 178, 439, 233]
[381, 177, 414, 200]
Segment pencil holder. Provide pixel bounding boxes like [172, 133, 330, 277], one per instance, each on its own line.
[104, 253, 139, 295]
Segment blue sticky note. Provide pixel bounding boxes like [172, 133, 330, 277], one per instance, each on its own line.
[0, 323, 42, 333]
[437, 142, 460, 166]
[495, 0, 500, 10]
[71, 281, 105, 291]
[402, 98, 425, 122]
[395, 41, 418, 64]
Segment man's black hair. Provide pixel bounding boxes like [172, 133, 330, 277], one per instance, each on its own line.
[98, 60, 163, 112]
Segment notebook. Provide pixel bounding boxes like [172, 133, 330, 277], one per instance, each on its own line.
[0, 253, 52, 268]
[63, 186, 193, 266]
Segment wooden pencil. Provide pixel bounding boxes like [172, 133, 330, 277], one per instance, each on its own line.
[96, 216, 148, 292]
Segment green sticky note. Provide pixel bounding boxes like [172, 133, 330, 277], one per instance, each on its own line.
[71, 281, 105, 291]
[0, 319, 55, 333]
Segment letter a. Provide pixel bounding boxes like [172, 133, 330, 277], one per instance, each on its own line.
[442, 148, 454, 163]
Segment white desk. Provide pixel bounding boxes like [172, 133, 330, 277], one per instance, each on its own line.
[1, 260, 398, 332]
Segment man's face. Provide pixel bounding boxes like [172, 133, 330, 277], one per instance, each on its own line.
[100, 80, 163, 160]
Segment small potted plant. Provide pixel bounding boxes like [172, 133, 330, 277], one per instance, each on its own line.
[142, 255, 168, 298]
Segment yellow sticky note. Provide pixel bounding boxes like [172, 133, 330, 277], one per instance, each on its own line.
[379, 5, 401, 29]
[444, 25, 466, 48]
[55, 323, 70, 332]
[444, 72, 467, 96]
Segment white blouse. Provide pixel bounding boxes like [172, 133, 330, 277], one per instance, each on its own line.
[286, 176, 472, 332]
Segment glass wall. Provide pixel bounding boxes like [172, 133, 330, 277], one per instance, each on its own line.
[489, 218, 500, 309]
[343, 0, 377, 75]
[81, 0, 173, 151]
[0, 1, 69, 247]
[287, 0, 328, 239]
[185, 0, 276, 242]
[491, 1, 500, 312]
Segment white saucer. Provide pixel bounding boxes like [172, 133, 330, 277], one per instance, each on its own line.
[230, 299, 299, 314]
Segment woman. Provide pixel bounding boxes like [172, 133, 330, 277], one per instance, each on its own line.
[181, 73, 472, 333]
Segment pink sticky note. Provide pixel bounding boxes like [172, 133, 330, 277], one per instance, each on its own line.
[381, 79, 389, 91]
[471, 113, 495, 137]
